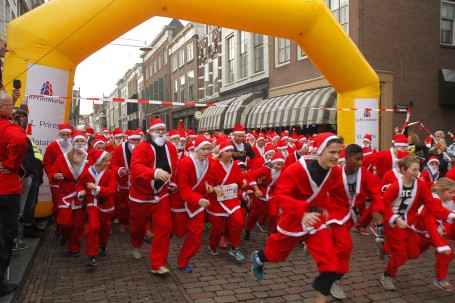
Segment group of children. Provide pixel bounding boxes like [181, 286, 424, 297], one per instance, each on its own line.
[44, 122, 455, 302]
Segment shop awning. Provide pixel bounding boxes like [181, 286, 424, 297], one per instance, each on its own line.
[223, 93, 256, 130]
[198, 97, 237, 132]
[247, 87, 337, 129]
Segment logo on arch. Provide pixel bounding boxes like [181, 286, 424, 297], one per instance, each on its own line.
[40, 81, 53, 96]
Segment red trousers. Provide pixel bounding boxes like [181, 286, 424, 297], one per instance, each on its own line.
[56, 207, 86, 253]
[176, 211, 205, 267]
[117, 188, 130, 226]
[330, 222, 354, 274]
[357, 204, 373, 227]
[264, 228, 340, 273]
[84, 207, 112, 257]
[418, 222, 455, 281]
[383, 225, 420, 278]
[245, 197, 268, 231]
[208, 210, 245, 251]
[130, 198, 171, 270]
[50, 187, 60, 216]
[172, 211, 188, 238]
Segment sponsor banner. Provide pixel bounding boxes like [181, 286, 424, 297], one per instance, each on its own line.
[26, 64, 69, 204]
[354, 98, 379, 149]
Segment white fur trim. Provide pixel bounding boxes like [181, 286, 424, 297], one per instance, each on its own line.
[149, 123, 166, 130]
[219, 145, 234, 153]
[95, 151, 108, 165]
[194, 140, 211, 151]
[316, 135, 338, 155]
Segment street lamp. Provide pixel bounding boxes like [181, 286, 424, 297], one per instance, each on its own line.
[110, 37, 154, 52]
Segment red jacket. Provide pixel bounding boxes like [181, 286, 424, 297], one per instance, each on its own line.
[43, 140, 71, 186]
[247, 163, 285, 201]
[129, 141, 178, 203]
[0, 117, 28, 195]
[110, 142, 132, 189]
[77, 166, 116, 212]
[382, 178, 454, 228]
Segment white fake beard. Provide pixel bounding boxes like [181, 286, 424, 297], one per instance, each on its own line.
[73, 144, 87, 153]
[152, 132, 167, 146]
[128, 143, 136, 152]
[103, 133, 110, 139]
[180, 141, 187, 148]
[115, 139, 124, 145]
[58, 138, 72, 148]
[429, 166, 439, 175]
[281, 150, 289, 158]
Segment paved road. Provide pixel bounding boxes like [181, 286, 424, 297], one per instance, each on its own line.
[16, 222, 455, 303]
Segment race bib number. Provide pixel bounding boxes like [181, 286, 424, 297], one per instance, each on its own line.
[217, 184, 238, 202]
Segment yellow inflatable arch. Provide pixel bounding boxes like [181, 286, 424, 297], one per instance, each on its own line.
[4, 0, 379, 217]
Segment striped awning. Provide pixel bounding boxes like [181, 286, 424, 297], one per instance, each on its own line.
[198, 97, 237, 131]
[247, 87, 337, 129]
[223, 93, 256, 130]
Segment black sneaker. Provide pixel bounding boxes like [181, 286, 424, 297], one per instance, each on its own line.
[72, 251, 82, 257]
[58, 235, 67, 247]
[99, 246, 107, 256]
[243, 231, 251, 241]
[0, 283, 17, 296]
[86, 256, 97, 267]
[12, 239, 29, 250]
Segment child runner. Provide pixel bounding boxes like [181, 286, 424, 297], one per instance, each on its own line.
[251, 132, 344, 303]
[77, 149, 116, 267]
[379, 156, 455, 290]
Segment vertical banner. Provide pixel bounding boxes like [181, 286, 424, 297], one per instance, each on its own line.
[25, 64, 69, 208]
[354, 98, 379, 150]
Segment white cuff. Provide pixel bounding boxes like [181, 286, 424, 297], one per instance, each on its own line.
[447, 213, 455, 224]
[91, 186, 101, 196]
[389, 214, 400, 227]
[118, 167, 125, 177]
[154, 168, 162, 180]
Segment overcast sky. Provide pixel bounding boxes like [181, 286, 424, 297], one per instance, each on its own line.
[74, 17, 183, 115]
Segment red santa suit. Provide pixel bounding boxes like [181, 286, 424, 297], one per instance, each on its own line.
[129, 136, 178, 271]
[174, 150, 209, 268]
[326, 166, 382, 274]
[206, 158, 246, 252]
[110, 141, 134, 227]
[51, 151, 90, 254]
[382, 178, 455, 278]
[413, 194, 455, 281]
[43, 139, 72, 215]
[76, 152, 116, 257]
[264, 157, 342, 274]
[246, 155, 285, 234]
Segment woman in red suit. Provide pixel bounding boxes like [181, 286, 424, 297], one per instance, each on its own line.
[51, 132, 90, 256]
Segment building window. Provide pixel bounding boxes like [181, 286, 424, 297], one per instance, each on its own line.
[239, 31, 248, 78]
[153, 59, 157, 74]
[204, 64, 211, 97]
[297, 46, 307, 60]
[173, 79, 178, 101]
[163, 48, 168, 65]
[145, 66, 149, 79]
[276, 38, 290, 65]
[179, 49, 185, 67]
[180, 76, 186, 102]
[226, 35, 235, 83]
[188, 70, 194, 101]
[213, 59, 220, 94]
[253, 34, 264, 73]
[149, 64, 153, 78]
[187, 44, 194, 62]
[441, 1, 455, 45]
[172, 56, 178, 72]
[326, 0, 349, 33]
[158, 53, 162, 70]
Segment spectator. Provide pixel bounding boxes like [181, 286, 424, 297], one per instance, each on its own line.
[0, 35, 7, 88]
[0, 90, 28, 296]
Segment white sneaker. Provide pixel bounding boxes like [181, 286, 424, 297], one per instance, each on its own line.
[380, 274, 396, 290]
[330, 280, 347, 300]
[132, 247, 142, 260]
[151, 266, 170, 275]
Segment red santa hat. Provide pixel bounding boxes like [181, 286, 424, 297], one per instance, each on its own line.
[91, 149, 108, 166]
[232, 124, 246, 135]
[295, 141, 306, 153]
[424, 136, 433, 148]
[363, 134, 373, 143]
[167, 129, 180, 139]
[85, 127, 95, 135]
[271, 152, 285, 164]
[58, 123, 72, 134]
[277, 139, 288, 150]
[219, 140, 234, 154]
[113, 127, 124, 137]
[280, 130, 290, 140]
[264, 145, 276, 156]
[92, 135, 106, 148]
[396, 149, 411, 159]
[136, 128, 144, 135]
[128, 130, 142, 140]
[298, 135, 307, 142]
[271, 132, 280, 141]
[101, 127, 109, 133]
[149, 118, 166, 130]
[194, 135, 211, 152]
[256, 133, 266, 141]
[338, 149, 346, 162]
[291, 130, 299, 142]
[313, 132, 339, 155]
[72, 131, 86, 142]
[393, 134, 408, 147]
[427, 156, 440, 165]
